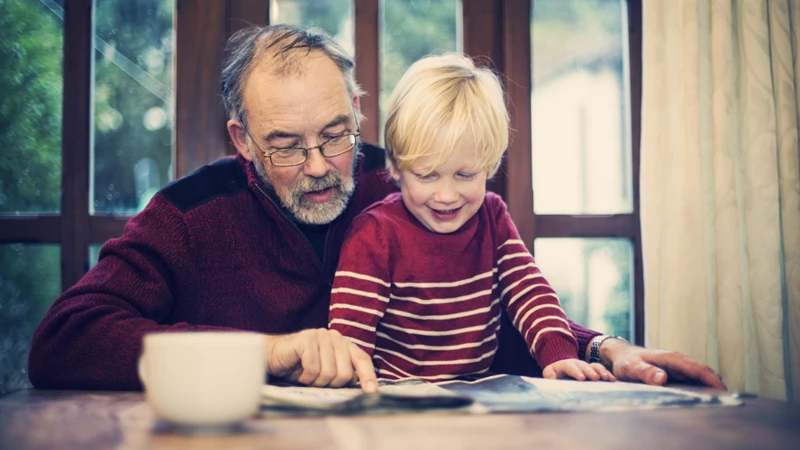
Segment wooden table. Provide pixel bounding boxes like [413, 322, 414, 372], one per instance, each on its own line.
[1, 388, 798, 449]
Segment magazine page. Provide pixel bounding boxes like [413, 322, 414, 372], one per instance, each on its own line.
[435, 375, 740, 413]
[259, 374, 739, 416]
[260, 379, 474, 416]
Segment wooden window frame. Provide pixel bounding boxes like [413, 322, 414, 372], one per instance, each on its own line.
[502, 0, 644, 344]
[0, 0, 266, 291]
[0, 0, 642, 343]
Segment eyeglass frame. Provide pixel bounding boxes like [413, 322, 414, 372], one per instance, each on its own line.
[242, 104, 362, 167]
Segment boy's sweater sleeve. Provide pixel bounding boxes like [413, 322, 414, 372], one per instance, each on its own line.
[328, 215, 391, 356]
[492, 198, 579, 369]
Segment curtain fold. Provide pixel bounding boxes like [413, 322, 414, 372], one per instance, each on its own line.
[641, 0, 800, 401]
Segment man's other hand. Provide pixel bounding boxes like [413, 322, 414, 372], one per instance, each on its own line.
[600, 339, 726, 389]
[264, 329, 378, 393]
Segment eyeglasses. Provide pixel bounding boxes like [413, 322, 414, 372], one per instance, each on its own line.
[244, 109, 361, 167]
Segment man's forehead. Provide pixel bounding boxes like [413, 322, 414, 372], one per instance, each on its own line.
[244, 53, 349, 111]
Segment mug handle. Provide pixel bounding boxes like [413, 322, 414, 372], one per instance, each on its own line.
[138, 355, 148, 387]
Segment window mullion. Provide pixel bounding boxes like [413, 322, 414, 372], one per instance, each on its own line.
[628, 0, 644, 345]
[61, 0, 93, 291]
[354, 0, 380, 145]
[175, 0, 229, 178]
[502, 0, 534, 251]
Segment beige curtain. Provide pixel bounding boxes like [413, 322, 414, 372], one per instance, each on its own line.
[641, 0, 800, 401]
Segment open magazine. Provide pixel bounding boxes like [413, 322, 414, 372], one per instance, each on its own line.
[259, 374, 739, 416]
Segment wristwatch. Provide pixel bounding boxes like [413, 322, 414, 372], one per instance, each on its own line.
[589, 335, 629, 364]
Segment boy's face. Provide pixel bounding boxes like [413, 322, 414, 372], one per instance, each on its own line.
[391, 131, 488, 234]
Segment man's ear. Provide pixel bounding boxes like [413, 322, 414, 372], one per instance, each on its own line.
[227, 120, 253, 162]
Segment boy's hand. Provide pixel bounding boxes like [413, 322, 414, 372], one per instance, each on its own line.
[542, 358, 616, 382]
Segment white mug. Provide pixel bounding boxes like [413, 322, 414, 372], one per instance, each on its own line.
[138, 331, 266, 427]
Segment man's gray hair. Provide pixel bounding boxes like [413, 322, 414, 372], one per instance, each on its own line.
[221, 24, 364, 128]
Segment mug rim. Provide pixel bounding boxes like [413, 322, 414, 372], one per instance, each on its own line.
[142, 331, 264, 347]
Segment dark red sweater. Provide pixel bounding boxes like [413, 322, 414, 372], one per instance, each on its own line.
[29, 145, 600, 390]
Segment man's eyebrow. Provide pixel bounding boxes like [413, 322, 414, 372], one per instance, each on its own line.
[262, 113, 353, 143]
[264, 130, 302, 143]
[322, 114, 351, 130]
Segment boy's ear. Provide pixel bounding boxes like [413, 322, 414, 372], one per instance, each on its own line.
[389, 163, 401, 181]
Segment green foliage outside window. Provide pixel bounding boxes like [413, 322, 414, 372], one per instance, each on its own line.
[0, 0, 64, 397]
[0, 0, 173, 396]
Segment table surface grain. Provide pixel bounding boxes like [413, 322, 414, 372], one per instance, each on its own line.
[1, 388, 798, 450]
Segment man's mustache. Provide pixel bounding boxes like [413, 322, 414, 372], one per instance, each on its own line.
[295, 174, 342, 195]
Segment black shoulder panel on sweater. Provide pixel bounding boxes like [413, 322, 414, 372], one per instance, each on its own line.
[159, 157, 248, 213]
[360, 143, 387, 173]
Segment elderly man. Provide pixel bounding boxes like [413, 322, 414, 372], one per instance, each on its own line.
[29, 25, 724, 393]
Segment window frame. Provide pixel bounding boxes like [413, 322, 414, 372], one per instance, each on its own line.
[0, 0, 643, 343]
[502, 0, 644, 344]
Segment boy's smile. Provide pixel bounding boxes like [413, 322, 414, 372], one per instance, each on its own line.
[391, 130, 488, 234]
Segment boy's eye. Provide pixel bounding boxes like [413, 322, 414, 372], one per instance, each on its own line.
[457, 172, 477, 180]
[414, 172, 436, 181]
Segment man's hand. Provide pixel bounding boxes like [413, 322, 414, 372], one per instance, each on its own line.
[542, 358, 616, 382]
[597, 338, 726, 389]
[264, 329, 378, 393]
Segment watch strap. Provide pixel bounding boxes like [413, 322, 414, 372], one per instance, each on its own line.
[589, 335, 628, 364]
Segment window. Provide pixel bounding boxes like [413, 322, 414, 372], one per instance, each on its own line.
[380, 0, 461, 142]
[0, 0, 176, 396]
[93, 0, 175, 215]
[269, 0, 355, 56]
[0, 0, 642, 395]
[0, 0, 64, 397]
[505, 0, 643, 343]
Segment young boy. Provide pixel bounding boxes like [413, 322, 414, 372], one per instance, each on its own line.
[328, 54, 615, 383]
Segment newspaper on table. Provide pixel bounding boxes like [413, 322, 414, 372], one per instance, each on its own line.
[259, 374, 739, 416]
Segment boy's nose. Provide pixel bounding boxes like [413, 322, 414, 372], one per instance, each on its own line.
[433, 181, 459, 205]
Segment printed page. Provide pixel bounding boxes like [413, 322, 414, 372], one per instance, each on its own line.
[260, 379, 474, 416]
[435, 374, 740, 412]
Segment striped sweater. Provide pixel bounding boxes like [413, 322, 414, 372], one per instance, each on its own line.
[328, 192, 579, 381]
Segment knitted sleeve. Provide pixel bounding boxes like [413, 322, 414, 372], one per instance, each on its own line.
[492, 198, 579, 368]
[328, 215, 391, 356]
[27, 194, 234, 390]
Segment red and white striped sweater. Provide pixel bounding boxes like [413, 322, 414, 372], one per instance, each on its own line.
[328, 192, 578, 381]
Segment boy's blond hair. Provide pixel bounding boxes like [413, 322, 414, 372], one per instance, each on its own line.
[384, 54, 509, 177]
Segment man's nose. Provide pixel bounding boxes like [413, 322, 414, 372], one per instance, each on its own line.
[303, 147, 330, 178]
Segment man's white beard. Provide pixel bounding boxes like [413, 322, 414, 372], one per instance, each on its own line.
[252, 155, 356, 225]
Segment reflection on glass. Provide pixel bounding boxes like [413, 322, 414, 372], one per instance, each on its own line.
[0, 244, 60, 396]
[534, 238, 632, 341]
[93, 0, 175, 215]
[381, 0, 461, 142]
[0, 0, 63, 214]
[531, 0, 631, 214]
[270, 0, 354, 57]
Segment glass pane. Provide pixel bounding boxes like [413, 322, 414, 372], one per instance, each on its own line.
[381, 0, 461, 142]
[531, 0, 632, 214]
[0, 0, 63, 214]
[89, 243, 104, 269]
[269, 0, 354, 57]
[93, 0, 175, 215]
[534, 238, 633, 341]
[0, 244, 60, 396]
